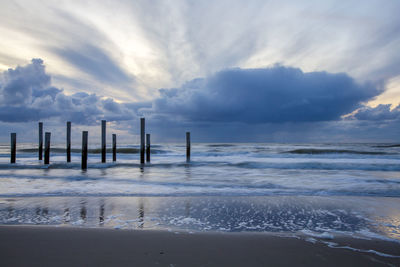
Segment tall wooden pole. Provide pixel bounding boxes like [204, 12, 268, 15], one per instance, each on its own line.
[146, 134, 150, 162]
[112, 134, 116, 162]
[101, 120, 106, 163]
[186, 132, 191, 162]
[66, 121, 71, 162]
[10, 133, 16, 164]
[140, 118, 145, 164]
[82, 131, 88, 170]
[38, 122, 43, 160]
[44, 132, 51, 165]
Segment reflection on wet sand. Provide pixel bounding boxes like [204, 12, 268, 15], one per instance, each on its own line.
[0, 196, 399, 242]
[374, 210, 400, 240]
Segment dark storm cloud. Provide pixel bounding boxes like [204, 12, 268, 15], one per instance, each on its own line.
[0, 58, 397, 143]
[149, 66, 383, 123]
[0, 59, 136, 124]
[0, 106, 54, 122]
[32, 86, 62, 100]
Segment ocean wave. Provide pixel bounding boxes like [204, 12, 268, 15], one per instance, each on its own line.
[285, 149, 390, 155]
[374, 144, 400, 148]
[1, 160, 400, 171]
[207, 144, 237, 147]
[230, 161, 400, 171]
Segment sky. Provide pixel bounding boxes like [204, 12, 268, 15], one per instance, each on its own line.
[0, 0, 400, 143]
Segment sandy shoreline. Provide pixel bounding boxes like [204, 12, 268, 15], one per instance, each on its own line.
[0, 225, 399, 266]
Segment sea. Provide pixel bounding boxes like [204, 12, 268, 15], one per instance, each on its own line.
[0, 142, 399, 248]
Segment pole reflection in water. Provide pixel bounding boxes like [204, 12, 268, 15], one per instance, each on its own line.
[63, 208, 70, 223]
[35, 207, 40, 217]
[7, 206, 14, 219]
[138, 198, 144, 228]
[185, 201, 191, 217]
[99, 202, 105, 226]
[43, 168, 50, 177]
[42, 207, 48, 217]
[33, 206, 49, 223]
[35, 207, 48, 216]
[80, 202, 87, 223]
[184, 164, 191, 181]
[139, 166, 144, 176]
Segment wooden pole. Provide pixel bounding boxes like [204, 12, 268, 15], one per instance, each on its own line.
[66, 121, 71, 162]
[101, 120, 106, 163]
[186, 132, 191, 162]
[112, 134, 116, 162]
[38, 122, 43, 160]
[82, 131, 88, 170]
[146, 133, 150, 162]
[140, 118, 145, 164]
[44, 132, 51, 165]
[10, 133, 16, 164]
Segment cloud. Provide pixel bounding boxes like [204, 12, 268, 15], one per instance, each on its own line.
[0, 59, 136, 124]
[2, 0, 400, 105]
[51, 44, 134, 86]
[0, 58, 50, 105]
[352, 104, 400, 121]
[0, 59, 396, 143]
[148, 65, 383, 124]
[0, 106, 53, 123]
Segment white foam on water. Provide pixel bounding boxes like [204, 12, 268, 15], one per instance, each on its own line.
[356, 229, 400, 244]
[305, 237, 318, 243]
[300, 229, 334, 239]
[323, 241, 400, 258]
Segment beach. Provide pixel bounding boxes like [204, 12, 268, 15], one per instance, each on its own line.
[1, 225, 399, 266]
[1, 142, 400, 266]
[1, 196, 400, 266]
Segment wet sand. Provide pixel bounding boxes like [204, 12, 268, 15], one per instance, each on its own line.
[0, 226, 399, 266]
